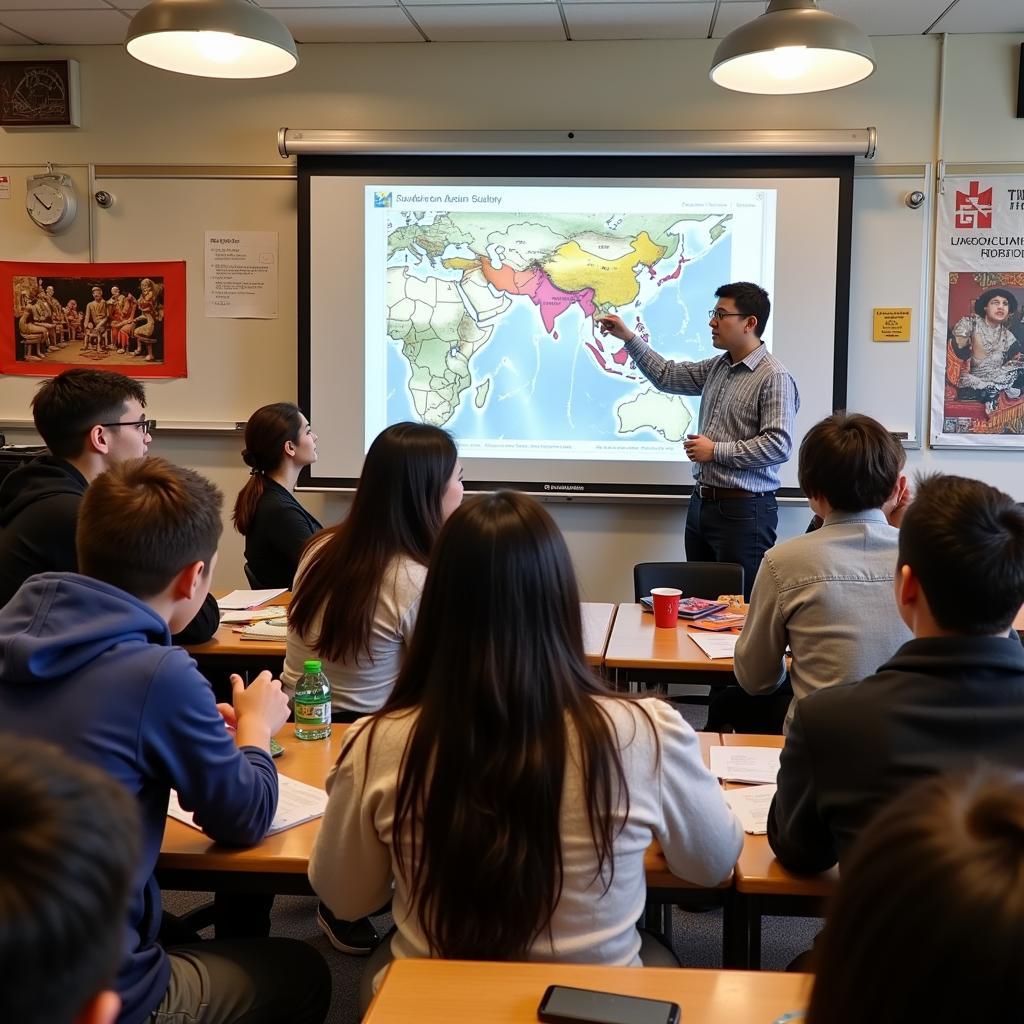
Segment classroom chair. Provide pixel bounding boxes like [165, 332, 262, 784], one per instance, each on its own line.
[633, 561, 744, 603]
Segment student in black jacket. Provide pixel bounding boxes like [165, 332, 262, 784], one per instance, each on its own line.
[768, 472, 1024, 874]
[233, 402, 322, 589]
[0, 369, 218, 643]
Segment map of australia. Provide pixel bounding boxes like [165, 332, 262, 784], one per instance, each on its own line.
[383, 209, 733, 454]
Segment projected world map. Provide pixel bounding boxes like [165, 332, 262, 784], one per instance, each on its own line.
[383, 209, 734, 458]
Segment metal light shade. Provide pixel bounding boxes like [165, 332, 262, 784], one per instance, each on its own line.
[126, 0, 298, 79]
[710, 0, 875, 95]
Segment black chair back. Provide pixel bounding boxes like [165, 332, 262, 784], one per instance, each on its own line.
[632, 561, 744, 602]
[243, 563, 263, 589]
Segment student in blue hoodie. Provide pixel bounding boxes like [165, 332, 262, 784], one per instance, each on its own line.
[0, 456, 331, 1024]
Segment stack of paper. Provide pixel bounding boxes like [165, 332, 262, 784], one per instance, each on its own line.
[709, 746, 781, 785]
[220, 605, 288, 624]
[167, 774, 328, 836]
[724, 785, 777, 835]
[240, 619, 288, 641]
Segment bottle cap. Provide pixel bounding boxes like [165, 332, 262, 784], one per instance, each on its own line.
[303, 660, 322, 672]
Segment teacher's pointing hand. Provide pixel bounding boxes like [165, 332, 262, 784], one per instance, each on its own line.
[595, 314, 634, 343]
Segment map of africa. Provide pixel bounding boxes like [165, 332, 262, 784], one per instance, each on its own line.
[383, 209, 734, 459]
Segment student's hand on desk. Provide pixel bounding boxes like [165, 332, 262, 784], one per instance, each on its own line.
[230, 671, 290, 750]
[595, 313, 634, 343]
[684, 434, 715, 462]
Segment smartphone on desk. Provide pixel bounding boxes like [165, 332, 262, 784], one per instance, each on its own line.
[538, 985, 680, 1024]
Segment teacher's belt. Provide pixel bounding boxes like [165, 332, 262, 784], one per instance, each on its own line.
[694, 485, 776, 500]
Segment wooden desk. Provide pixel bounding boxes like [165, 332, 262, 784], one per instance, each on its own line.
[604, 603, 737, 678]
[158, 727, 723, 903]
[365, 960, 812, 1024]
[157, 726, 340, 896]
[722, 734, 836, 969]
[1015, 604, 1024, 632]
[185, 598, 615, 667]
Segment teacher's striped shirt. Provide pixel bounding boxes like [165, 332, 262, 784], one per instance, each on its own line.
[624, 336, 800, 493]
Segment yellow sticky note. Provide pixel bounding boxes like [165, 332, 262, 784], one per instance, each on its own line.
[873, 308, 912, 342]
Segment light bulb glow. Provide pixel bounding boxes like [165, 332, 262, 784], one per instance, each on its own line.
[194, 30, 246, 64]
[765, 45, 810, 80]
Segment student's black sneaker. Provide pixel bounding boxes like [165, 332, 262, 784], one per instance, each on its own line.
[316, 903, 380, 956]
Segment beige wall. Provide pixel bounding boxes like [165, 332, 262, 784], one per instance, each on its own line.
[1, 33, 1022, 600]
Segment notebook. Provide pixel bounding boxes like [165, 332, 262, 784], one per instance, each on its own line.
[239, 619, 288, 641]
[167, 775, 327, 835]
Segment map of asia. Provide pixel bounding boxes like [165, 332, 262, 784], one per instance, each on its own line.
[382, 207, 735, 460]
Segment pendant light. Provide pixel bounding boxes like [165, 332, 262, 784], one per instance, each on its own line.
[710, 0, 875, 95]
[126, 0, 298, 79]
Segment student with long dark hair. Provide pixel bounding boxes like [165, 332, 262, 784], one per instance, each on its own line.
[807, 770, 1024, 1024]
[283, 421, 462, 721]
[232, 402, 322, 589]
[288, 421, 462, 957]
[309, 491, 741, 1007]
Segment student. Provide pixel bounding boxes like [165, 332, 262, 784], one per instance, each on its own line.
[724, 413, 913, 734]
[310, 491, 742, 1011]
[0, 368, 218, 644]
[0, 736, 140, 1024]
[768, 473, 1024, 874]
[806, 770, 1024, 1024]
[0, 457, 331, 1024]
[284, 421, 462, 721]
[286, 421, 461, 956]
[233, 402, 323, 589]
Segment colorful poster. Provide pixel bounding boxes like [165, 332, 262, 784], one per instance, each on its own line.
[931, 175, 1024, 447]
[1, 260, 186, 378]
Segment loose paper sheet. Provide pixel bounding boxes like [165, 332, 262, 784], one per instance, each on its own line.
[217, 589, 286, 610]
[168, 775, 327, 836]
[690, 632, 739, 659]
[219, 606, 288, 624]
[204, 230, 278, 319]
[709, 746, 781, 785]
[724, 785, 777, 834]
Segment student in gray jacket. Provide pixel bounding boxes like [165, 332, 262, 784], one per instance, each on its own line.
[721, 413, 912, 734]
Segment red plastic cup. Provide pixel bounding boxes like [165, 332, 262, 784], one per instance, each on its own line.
[651, 587, 682, 629]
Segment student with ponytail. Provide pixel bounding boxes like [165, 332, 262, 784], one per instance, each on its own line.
[309, 491, 741, 1008]
[232, 403, 322, 589]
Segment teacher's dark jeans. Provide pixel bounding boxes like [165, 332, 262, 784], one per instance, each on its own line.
[685, 492, 778, 601]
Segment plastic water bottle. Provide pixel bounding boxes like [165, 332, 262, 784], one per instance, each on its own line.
[294, 659, 332, 741]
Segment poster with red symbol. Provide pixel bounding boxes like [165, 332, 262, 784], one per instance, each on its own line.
[932, 176, 1024, 447]
[1, 260, 186, 378]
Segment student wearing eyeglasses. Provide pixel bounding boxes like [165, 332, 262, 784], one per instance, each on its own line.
[0, 368, 218, 644]
[597, 282, 798, 599]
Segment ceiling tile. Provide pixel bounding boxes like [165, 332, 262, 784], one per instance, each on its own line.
[267, 6, 422, 41]
[0, 22, 35, 42]
[818, 0, 951, 36]
[254, 0, 398, 8]
[406, 0, 554, 6]
[0, 0, 113, 9]
[410, 4, 565, 41]
[928, 0, 1024, 34]
[566, 1, 714, 40]
[0, 8, 128, 42]
[711, 1, 764, 37]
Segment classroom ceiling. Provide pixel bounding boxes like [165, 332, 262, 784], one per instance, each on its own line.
[0, 0, 1019, 47]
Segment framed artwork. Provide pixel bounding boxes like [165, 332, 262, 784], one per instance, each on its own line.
[0, 260, 187, 378]
[0, 60, 80, 128]
[931, 174, 1024, 448]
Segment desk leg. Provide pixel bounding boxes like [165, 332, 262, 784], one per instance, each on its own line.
[640, 899, 672, 950]
[723, 890, 750, 969]
[746, 896, 762, 970]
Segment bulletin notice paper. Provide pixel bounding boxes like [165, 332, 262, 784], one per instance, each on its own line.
[204, 229, 278, 319]
[168, 775, 328, 836]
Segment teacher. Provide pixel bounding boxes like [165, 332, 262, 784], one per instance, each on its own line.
[598, 282, 799, 599]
